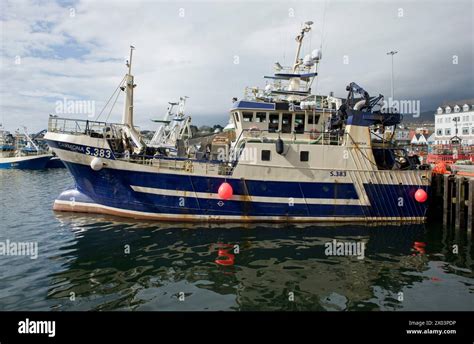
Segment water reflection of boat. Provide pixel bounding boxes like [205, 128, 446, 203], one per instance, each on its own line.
[48, 215, 460, 311]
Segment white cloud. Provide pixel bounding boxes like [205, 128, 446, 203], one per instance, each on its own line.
[0, 0, 472, 132]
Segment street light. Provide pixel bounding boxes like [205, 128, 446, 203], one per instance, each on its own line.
[386, 51, 398, 100]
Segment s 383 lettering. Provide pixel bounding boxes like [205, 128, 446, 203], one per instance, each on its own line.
[330, 170, 346, 177]
[85, 146, 112, 159]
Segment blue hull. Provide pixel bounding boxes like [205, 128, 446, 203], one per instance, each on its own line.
[56, 161, 430, 221]
[0, 155, 52, 170]
[45, 157, 66, 169]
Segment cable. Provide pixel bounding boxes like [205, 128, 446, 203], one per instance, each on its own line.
[95, 74, 126, 121]
[104, 83, 123, 123]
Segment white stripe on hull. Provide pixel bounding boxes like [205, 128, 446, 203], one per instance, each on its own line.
[130, 185, 366, 206]
[53, 199, 427, 223]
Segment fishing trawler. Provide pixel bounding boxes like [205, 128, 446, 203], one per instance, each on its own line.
[0, 126, 53, 169]
[45, 22, 431, 222]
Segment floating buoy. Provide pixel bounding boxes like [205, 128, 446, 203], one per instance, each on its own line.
[218, 182, 233, 200]
[414, 188, 428, 203]
[90, 157, 104, 171]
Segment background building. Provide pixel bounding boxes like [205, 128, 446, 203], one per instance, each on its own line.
[434, 99, 474, 145]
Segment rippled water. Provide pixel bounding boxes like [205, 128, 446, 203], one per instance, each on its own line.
[0, 169, 473, 311]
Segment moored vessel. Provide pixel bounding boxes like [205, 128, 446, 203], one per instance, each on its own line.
[0, 126, 53, 170]
[45, 22, 431, 222]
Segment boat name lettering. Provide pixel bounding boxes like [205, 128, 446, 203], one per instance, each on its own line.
[57, 142, 85, 153]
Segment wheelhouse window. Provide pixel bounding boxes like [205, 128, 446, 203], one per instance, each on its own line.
[255, 112, 267, 123]
[300, 151, 309, 162]
[261, 150, 271, 161]
[307, 114, 320, 125]
[294, 114, 305, 134]
[282, 113, 292, 133]
[243, 112, 253, 122]
[234, 112, 240, 122]
[269, 114, 279, 133]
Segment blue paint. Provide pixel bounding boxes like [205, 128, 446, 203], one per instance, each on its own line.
[0, 155, 52, 170]
[230, 100, 275, 111]
[59, 161, 429, 219]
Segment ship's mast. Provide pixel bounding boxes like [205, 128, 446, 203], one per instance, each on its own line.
[288, 21, 313, 97]
[292, 21, 313, 73]
[121, 45, 144, 153]
[122, 45, 135, 127]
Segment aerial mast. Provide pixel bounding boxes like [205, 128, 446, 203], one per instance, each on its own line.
[122, 45, 144, 153]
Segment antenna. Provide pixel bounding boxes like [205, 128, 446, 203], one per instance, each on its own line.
[128, 45, 135, 74]
[293, 21, 313, 72]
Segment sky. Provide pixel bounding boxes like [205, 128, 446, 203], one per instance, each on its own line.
[0, 0, 473, 132]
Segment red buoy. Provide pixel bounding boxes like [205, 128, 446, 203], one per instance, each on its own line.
[218, 182, 233, 200]
[414, 189, 428, 203]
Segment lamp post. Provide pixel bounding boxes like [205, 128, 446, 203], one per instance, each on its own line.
[386, 51, 398, 100]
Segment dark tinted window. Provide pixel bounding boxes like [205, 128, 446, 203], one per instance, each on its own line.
[261, 150, 271, 161]
[256, 112, 267, 123]
[268, 114, 279, 133]
[282, 113, 292, 133]
[295, 114, 305, 134]
[300, 151, 309, 162]
[243, 112, 253, 122]
[308, 114, 320, 125]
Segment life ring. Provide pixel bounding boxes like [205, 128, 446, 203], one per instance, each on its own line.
[309, 128, 320, 140]
[248, 126, 261, 138]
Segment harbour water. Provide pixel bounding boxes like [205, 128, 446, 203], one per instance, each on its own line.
[0, 169, 473, 311]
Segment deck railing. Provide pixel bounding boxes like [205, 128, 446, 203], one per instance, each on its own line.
[47, 117, 134, 137]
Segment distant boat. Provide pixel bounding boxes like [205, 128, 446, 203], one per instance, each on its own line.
[0, 126, 52, 170]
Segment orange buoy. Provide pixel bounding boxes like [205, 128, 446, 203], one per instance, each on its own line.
[432, 161, 447, 174]
[414, 189, 428, 203]
[218, 182, 233, 200]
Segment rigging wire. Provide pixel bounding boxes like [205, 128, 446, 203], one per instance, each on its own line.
[104, 83, 123, 123]
[95, 74, 127, 121]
